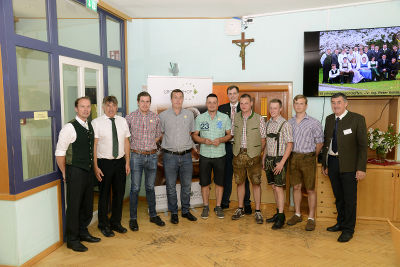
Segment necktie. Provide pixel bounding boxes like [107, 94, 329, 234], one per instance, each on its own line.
[231, 105, 236, 122]
[332, 117, 339, 153]
[110, 118, 118, 158]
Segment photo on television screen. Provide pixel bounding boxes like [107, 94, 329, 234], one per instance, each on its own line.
[318, 26, 400, 96]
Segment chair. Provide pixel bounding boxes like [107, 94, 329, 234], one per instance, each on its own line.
[387, 219, 400, 263]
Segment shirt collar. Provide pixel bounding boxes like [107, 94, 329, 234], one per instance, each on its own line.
[104, 114, 117, 120]
[335, 109, 348, 120]
[75, 116, 88, 125]
[270, 115, 283, 123]
[230, 102, 238, 109]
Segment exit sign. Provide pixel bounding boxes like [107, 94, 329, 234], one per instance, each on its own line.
[86, 0, 98, 11]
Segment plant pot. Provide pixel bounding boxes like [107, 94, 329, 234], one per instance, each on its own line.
[376, 151, 387, 163]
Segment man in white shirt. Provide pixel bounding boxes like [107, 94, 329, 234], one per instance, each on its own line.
[92, 96, 131, 237]
[55, 96, 101, 252]
[339, 57, 353, 84]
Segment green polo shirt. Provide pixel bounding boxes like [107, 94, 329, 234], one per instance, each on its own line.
[195, 111, 231, 158]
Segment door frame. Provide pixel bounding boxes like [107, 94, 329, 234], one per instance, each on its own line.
[59, 56, 104, 126]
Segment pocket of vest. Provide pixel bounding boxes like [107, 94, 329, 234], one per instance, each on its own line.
[253, 145, 261, 147]
[251, 127, 258, 130]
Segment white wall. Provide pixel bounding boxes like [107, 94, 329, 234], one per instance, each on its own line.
[0, 186, 60, 266]
[127, 0, 400, 126]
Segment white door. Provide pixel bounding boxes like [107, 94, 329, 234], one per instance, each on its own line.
[59, 56, 104, 125]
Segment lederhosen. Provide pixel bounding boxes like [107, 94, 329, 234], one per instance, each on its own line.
[264, 121, 287, 172]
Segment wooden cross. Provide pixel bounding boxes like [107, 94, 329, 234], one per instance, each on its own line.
[232, 32, 254, 70]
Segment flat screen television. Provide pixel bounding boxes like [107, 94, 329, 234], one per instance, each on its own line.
[303, 26, 400, 97]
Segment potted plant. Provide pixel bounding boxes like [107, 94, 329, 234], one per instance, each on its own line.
[368, 124, 400, 161]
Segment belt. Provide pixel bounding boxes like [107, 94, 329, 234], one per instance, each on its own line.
[162, 148, 191, 155]
[328, 154, 339, 158]
[292, 152, 316, 156]
[239, 148, 247, 152]
[131, 149, 157, 155]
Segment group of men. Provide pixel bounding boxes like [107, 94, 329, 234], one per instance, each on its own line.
[55, 85, 367, 252]
[321, 44, 400, 84]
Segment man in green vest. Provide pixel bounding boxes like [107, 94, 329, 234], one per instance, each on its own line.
[231, 94, 266, 224]
[55, 97, 101, 252]
[262, 99, 293, 230]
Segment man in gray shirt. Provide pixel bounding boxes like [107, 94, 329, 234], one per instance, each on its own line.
[160, 89, 197, 224]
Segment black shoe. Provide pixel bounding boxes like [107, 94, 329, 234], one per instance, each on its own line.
[271, 213, 285, 230]
[327, 224, 342, 232]
[67, 242, 88, 252]
[99, 226, 115, 237]
[111, 224, 127, 233]
[182, 211, 197, 221]
[338, 232, 353, 242]
[80, 234, 101, 243]
[171, 214, 179, 224]
[244, 205, 252, 215]
[221, 203, 229, 209]
[129, 219, 139, 231]
[266, 209, 279, 223]
[150, 216, 166, 227]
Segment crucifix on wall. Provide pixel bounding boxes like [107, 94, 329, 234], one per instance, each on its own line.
[232, 32, 254, 70]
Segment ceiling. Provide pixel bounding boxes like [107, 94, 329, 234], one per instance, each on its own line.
[102, 0, 391, 18]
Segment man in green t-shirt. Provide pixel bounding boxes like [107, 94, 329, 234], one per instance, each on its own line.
[192, 94, 232, 219]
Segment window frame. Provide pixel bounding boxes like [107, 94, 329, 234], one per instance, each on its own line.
[0, 0, 126, 194]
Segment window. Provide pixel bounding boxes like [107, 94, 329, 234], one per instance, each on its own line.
[13, 0, 48, 42]
[57, 0, 100, 55]
[106, 16, 121, 61]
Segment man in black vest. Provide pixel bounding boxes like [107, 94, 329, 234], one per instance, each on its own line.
[218, 85, 252, 214]
[321, 49, 332, 83]
[55, 97, 101, 252]
[322, 93, 367, 243]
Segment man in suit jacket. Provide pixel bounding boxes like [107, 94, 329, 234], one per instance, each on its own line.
[378, 54, 390, 80]
[322, 93, 367, 243]
[218, 85, 252, 214]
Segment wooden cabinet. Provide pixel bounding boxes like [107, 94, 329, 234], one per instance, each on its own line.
[393, 170, 400, 221]
[316, 164, 400, 222]
[357, 168, 395, 220]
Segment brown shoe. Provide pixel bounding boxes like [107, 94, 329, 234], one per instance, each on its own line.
[305, 219, 316, 231]
[287, 214, 302, 226]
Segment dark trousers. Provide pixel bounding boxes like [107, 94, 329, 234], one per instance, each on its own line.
[221, 142, 251, 207]
[322, 65, 331, 83]
[65, 165, 94, 245]
[328, 156, 357, 234]
[97, 158, 126, 228]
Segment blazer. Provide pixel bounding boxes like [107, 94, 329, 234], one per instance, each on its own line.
[322, 111, 368, 172]
[218, 102, 240, 119]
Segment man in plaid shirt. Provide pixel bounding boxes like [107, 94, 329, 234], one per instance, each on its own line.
[125, 92, 165, 232]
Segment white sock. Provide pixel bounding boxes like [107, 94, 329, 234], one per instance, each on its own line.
[308, 217, 315, 221]
[295, 213, 301, 217]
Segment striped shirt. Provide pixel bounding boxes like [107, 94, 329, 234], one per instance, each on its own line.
[125, 109, 162, 151]
[266, 116, 293, 156]
[288, 114, 324, 153]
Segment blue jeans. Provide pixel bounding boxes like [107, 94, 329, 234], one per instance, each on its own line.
[129, 152, 158, 220]
[163, 152, 193, 214]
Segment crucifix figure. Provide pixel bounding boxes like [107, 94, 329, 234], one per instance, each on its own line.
[232, 32, 255, 70]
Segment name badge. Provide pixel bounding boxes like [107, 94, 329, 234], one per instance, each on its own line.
[343, 128, 352, 135]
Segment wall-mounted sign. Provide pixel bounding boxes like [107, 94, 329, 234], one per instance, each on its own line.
[86, 0, 98, 12]
[34, 111, 48, 121]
